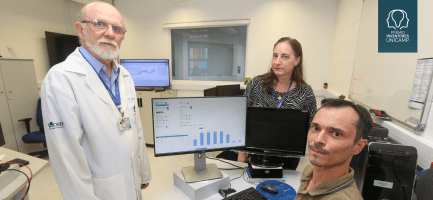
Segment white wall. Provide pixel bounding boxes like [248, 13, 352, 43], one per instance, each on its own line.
[115, 0, 338, 92]
[326, 0, 363, 98]
[0, 0, 83, 87]
[327, 0, 433, 167]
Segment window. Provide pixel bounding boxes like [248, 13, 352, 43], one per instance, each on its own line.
[171, 26, 247, 82]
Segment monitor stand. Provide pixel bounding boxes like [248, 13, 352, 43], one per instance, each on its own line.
[181, 153, 223, 183]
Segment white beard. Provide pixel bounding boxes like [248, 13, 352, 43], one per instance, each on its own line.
[83, 30, 119, 60]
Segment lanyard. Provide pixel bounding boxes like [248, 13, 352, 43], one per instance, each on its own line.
[272, 79, 293, 108]
[97, 70, 122, 113]
[80, 50, 122, 114]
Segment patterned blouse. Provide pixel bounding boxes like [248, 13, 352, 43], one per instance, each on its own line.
[244, 77, 317, 125]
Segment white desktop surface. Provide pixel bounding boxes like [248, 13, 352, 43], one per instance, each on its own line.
[158, 158, 306, 200]
[0, 147, 49, 200]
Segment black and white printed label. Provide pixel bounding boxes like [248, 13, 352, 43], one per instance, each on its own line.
[373, 180, 393, 189]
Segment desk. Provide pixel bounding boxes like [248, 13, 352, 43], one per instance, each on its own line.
[0, 147, 49, 200]
[158, 158, 308, 200]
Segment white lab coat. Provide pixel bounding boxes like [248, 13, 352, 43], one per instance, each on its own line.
[41, 48, 151, 200]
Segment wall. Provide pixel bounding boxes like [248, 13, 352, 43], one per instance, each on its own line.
[115, 0, 338, 92]
[0, 0, 83, 88]
[326, 0, 363, 98]
[328, 0, 433, 168]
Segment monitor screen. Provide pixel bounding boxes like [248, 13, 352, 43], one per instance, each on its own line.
[120, 59, 170, 88]
[245, 107, 310, 156]
[152, 96, 247, 156]
[0, 123, 5, 147]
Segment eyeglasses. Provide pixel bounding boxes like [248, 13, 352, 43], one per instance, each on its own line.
[81, 19, 126, 35]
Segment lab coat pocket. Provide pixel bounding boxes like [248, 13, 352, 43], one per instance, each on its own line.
[92, 173, 126, 200]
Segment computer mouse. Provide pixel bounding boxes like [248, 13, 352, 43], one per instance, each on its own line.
[259, 183, 278, 195]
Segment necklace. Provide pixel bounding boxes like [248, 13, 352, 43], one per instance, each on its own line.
[272, 79, 293, 108]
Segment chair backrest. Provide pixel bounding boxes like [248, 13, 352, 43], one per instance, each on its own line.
[36, 98, 43, 127]
[415, 168, 433, 200]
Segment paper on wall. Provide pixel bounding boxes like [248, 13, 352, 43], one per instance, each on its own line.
[408, 59, 433, 109]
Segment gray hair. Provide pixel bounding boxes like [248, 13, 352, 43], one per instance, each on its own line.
[77, 4, 90, 45]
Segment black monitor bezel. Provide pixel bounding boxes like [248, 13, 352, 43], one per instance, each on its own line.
[244, 107, 310, 157]
[0, 123, 5, 147]
[119, 59, 171, 88]
[152, 96, 247, 157]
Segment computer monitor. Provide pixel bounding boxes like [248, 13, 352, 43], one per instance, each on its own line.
[120, 59, 170, 89]
[203, 84, 241, 96]
[0, 123, 5, 147]
[216, 84, 241, 96]
[203, 87, 217, 96]
[152, 96, 247, 182]
[244, 107, 310, 167]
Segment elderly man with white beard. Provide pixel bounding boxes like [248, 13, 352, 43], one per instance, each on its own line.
[41, 2, 151, 200]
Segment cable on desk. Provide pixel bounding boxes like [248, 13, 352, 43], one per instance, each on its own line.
[205, 156, 243, 169]
[230, 168, 246, 182]
[0, 162, 33, 200]
[5, 169, 31, 200]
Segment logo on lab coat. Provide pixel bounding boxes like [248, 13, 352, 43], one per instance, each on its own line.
[48, 122, 64, 129]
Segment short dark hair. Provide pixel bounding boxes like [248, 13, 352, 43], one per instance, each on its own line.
[319, 98, 373, 143]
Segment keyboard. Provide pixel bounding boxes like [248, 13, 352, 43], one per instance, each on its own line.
[223, 187, 268, 200]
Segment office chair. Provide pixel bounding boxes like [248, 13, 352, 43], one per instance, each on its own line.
[414, 168, 433, 200]
[19, 98, 48, 158]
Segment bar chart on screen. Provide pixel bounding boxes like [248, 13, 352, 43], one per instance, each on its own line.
[152, 97, 246, 155]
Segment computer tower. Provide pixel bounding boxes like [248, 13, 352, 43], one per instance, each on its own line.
[350, 123, 390, 191]
[361, 143, 417, 200]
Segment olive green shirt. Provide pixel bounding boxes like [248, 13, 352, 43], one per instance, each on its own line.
[294, 164, 363, 200]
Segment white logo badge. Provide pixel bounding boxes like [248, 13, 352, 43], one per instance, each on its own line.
[386, 9, 409, 30]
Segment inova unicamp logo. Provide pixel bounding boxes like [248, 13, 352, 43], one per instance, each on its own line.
[378, 0, 417, 52]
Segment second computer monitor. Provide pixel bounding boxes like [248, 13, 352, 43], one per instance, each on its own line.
[152, 96, 247, 157]
[245, 107, 310, 157]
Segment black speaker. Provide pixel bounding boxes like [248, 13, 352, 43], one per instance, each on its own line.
[361, 143, 417, 200]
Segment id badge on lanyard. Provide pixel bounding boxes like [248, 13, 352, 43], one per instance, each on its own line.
[118, 117, 131, 131]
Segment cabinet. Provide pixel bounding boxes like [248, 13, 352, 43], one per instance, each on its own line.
[0, 59, 41, 153]
[136, 90, 177, 145]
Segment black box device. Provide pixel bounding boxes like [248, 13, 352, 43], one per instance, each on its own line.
[248, 162, 283, 178]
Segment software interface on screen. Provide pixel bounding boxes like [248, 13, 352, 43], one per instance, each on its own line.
[153, 97, 247, 156]
[120, 59, 170, 87]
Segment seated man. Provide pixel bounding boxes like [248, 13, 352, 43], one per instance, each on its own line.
[294, 98, 373, 200]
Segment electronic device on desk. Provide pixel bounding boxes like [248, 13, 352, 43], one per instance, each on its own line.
[222, 187, 268, 200]
[120, 59, 170, 91]
[350, 123, 390, 191]
[152, 96, 247, 183]
[361, 143, 417, 200]
[240, 107, 310, 178]
[244, 166, 287, 183]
